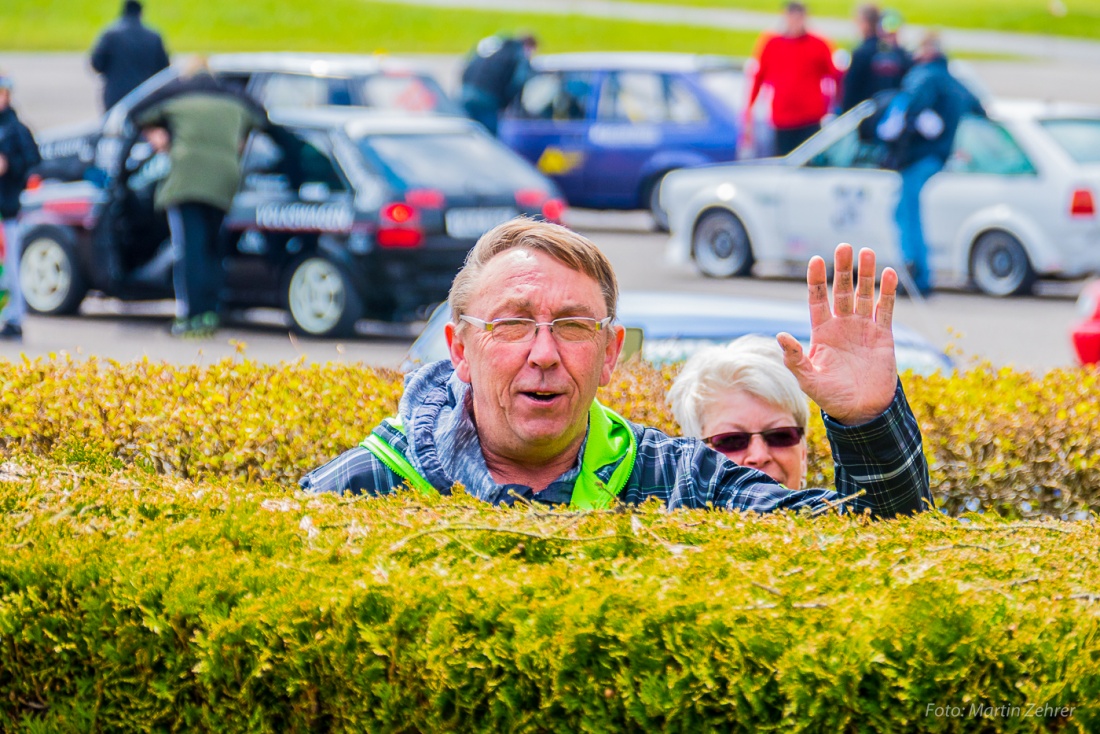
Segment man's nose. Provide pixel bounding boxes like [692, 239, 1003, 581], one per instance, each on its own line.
[526, 323, 561, 367]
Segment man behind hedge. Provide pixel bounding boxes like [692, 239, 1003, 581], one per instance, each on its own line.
[301, 219, 931, 516]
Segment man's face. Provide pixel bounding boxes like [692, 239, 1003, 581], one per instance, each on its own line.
[446, 248, 624, 464]
[784, 9, 807, 36]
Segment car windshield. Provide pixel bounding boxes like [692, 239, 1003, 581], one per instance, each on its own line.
[357, 74, 459, 114]
[359, 132, 548, 190]
[1038, 118, 1100, 164]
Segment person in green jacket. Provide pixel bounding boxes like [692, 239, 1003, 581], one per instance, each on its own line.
[129, 58, 267, 337]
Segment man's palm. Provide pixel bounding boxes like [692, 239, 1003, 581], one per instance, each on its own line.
[778, 245, 898, 425]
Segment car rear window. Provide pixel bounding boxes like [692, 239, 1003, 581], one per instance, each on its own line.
[359, 132, 548, 190]
[1039, 118, 1100, 164]
[357, 75, 460, 114]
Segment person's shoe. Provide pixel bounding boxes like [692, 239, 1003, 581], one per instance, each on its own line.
[0, 322, 22, 342]
[170, 312, 220, 339]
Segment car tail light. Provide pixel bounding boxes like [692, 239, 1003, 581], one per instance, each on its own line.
[378, 202, 423, 248]
[1070, 188, 1095, 217]
[542, 198, 566, 224]
[515, 188, 548, 208]
[405, 188, 445, 208]
[43, 199, 93, 220]
[515, 189, 566, 223]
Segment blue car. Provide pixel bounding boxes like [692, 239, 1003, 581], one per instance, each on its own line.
[402, 291, 953, 375]
[498, 53, 771, 229]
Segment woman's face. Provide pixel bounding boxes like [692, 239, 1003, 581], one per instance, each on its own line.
[699, 389, 808, 489]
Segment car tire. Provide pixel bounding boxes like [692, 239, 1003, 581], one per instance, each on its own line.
[285, 255, 363, 338]
[645, 172, 670, 232]
[970, 230, 1035, 297]
[692, 209, 754, 278]
[18, 225, 88, 315]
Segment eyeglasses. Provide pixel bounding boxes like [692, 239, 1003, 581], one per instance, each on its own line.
[459, 314, 612, 343]
[703, 426, 805, 453]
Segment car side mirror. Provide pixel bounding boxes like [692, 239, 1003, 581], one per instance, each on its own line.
[620, 327, 644, 363]
[299, 182, 330, 202]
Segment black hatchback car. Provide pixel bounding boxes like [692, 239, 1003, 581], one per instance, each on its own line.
[17, 110, 565, 336]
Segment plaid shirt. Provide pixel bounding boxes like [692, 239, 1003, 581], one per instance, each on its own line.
[300, 364, 930, 518]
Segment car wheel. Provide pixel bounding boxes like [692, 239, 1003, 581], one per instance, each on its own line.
[19, 225, 88, 315]
[970, 231, 1035, 297]
[645, 172, 670, 232]
[285, 255, 362, 337]
[692, 209, 754, 278]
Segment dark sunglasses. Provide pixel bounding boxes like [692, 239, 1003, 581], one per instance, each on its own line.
[704, 426, 805, 453]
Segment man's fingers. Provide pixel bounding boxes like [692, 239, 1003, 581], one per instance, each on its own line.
[806, 255, 832, 328]
[855, 247, 877, 318]
[831, 243, 855, 316]
[876, 267, 898, 331]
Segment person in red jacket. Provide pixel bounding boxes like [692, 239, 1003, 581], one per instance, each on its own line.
[743, 1, 842, 156]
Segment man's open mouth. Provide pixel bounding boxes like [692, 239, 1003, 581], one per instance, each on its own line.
[522, 391, 562, 403]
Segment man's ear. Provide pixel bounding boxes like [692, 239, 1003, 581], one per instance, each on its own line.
[600, 324, 626, 386]
[445, 322, 473, 383]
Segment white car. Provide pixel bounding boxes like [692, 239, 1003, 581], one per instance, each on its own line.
[662, 99, 1100, 296]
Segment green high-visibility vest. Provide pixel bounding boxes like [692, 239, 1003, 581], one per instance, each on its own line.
[360, 401, 638, 509]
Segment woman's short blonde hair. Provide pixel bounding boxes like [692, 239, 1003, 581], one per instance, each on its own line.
[448, 218, 619, 322]
[668, 335, 810, 438]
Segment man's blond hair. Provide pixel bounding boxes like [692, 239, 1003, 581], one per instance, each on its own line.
[448, 218, 619, 321]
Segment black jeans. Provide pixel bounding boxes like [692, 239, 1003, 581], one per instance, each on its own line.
[774, 122, 821, 157]
[166, 203, 227, 319]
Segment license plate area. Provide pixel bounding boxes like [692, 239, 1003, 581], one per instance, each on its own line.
[444, 207, 518, 239]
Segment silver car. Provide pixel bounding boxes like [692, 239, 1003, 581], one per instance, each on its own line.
[662, 99, 1100, 296]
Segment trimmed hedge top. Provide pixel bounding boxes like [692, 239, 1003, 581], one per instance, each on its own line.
[1, 356, 1098, 516]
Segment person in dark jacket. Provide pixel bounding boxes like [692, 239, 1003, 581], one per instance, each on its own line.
[841, 6, 911, 114]
[0, 73, 41, 341]
[840, 4, 882, 113]
[90, 0, 171, 111]
[891, 32, 984, 295]
[459, 34, 537, 136]
[128, 59, 267, 337]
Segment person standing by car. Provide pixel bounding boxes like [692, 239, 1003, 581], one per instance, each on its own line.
[459, 33, 537, 136]
[885, 32, 984, 296]
[0, 73, 41, 342]
[128, 59, 267, 337]
[872, 10, 912, 94]
[743, 2, 842, 156]
[841, 6, 911, 114]
[90, 0, 171, 112]
[840, 4, 883, 114]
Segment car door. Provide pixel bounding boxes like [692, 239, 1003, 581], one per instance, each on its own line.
[583, 70, 669, 208]
[224, 129, 355, 303]
[778, 126, 896, 266]
[498, 70, 595, 205]
[922, 116, 1044, 277]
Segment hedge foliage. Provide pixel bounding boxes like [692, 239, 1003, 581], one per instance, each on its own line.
[1, 356, 1098, 517]
[0, 457, 1098, 732]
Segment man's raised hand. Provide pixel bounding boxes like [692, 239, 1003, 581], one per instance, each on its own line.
[777, 244, 899, 426]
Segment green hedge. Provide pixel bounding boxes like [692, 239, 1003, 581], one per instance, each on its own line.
[1, 357, 1098, 517]
[0, 458, 1097, 732]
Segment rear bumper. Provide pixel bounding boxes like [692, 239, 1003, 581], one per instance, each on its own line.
[365, 243, 473, 320]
